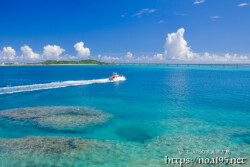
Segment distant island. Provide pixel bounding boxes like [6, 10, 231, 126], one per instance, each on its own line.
[0, 59, 114, 66]
[39, 59, 113, 65]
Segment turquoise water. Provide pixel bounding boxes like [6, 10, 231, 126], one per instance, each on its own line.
[0, 65, 249, 166]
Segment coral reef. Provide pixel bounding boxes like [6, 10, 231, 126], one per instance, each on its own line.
[0, 107, 112, 130]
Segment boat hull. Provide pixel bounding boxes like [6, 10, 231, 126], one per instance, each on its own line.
[110, 76, 126, 81]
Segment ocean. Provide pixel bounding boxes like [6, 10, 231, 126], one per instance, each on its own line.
[0, 65, 249, 166]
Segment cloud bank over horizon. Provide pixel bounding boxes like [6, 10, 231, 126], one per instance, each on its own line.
[0, 29, 249, 64]
[97, 28, 249, 64]
[0, 41, 90, 63]
[163, 28, 248, 63]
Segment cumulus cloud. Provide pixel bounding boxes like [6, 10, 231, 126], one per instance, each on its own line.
[102, 56, 120, 61]
[198, 52, 248, 63]
[131, 54, 166, 63]
[97, 52, 134, 63]
[163, 28, 249, 63]
[0, 42, 91, 63]
[154, 53, 164, 60]
[164, 28, 195, 60]
[238, 3, 248, 7]
[126, 52, 133, 59]
[20, 45, 40, 61]
[74, 41, 90, 59]
[43, 45, 65, 60]
[0, 35, 248, 64]
[194, 0, 205, 5]
[94, 46, 248, 64]
[133, 8, 156, 17]
[97, 52, 166, 64]
[0, 47, 16, 62]
[99, 52, 164, 63]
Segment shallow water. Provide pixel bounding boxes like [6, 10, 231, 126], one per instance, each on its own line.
[0, 106, 112, 131]
[0, 65, 249, 166]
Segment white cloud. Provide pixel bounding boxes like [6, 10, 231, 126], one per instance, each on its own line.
[210, 16, 220, 19]
[97, 52, 133, 63]
[194, 0, 205, 5]
[43, 45, 65, 60]
[74, 41, 90, 59]
[133, 8, 156, 17]
[100, 53, 165, 63]
[154, 53, 164, 60]
[0, 47, 16, 62]
[0, 42, 92, 63]
[20, 45, 40, 61]
[158, 20, 165, 24]
[210, 16, 220, 21]
[163, 28, 249, 63]
[164, 28, 195, 60]
[120, 13, 127, 17]
[175, 13, 188, 16]
[0, 34, 248, 64]
[238, 3, 249, 7]
[126, 52, 133, 59]
[102, 56, 121, 62]
[195, 52, 248, 63]
[132, 54, 166, 63]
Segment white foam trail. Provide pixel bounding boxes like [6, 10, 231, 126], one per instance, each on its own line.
[0, 77, 125, 95]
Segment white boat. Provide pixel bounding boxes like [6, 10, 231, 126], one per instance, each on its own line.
[109, 72, 126, 81]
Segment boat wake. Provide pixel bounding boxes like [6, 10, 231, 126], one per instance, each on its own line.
[0, 77, 125, 95]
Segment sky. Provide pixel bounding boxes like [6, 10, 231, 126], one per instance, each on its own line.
[0, 0, 250, 64]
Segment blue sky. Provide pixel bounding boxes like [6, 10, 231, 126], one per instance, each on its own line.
[0, 0, 249, 63]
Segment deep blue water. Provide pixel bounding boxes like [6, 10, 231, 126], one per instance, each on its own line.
[0, 65, 249, 166]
